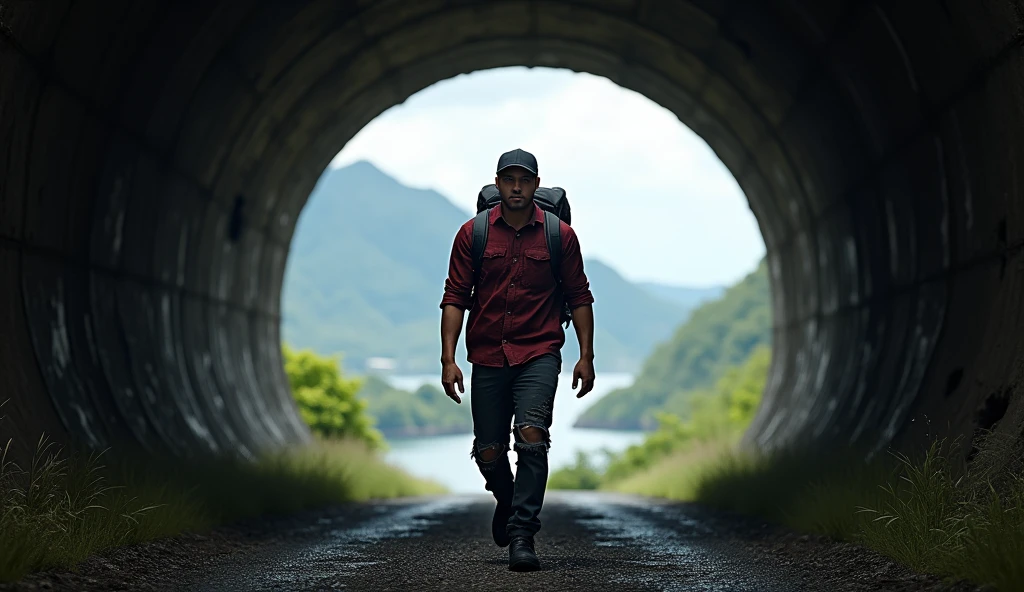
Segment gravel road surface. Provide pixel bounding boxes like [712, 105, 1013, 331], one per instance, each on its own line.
[2, 492, 979, 592]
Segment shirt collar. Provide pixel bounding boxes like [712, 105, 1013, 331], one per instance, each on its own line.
[489, 202, 545, 227]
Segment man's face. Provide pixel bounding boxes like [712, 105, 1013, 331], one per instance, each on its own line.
[495, 166, 540, 211]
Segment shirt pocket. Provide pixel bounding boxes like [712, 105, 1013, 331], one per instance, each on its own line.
[479, 245, 507, 283]
[521, 247, 555, 291]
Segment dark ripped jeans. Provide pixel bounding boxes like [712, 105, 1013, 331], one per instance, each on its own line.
[470, 352, 560, 538]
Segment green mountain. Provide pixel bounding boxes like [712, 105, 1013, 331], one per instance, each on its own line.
[637, 283, 725, 310]
[358, 376, 472, 438]
[574, 259, 772, 430]
[282, 161, 469, 374]
[282, 161, 706, 374]
[559, 259, 698, 371]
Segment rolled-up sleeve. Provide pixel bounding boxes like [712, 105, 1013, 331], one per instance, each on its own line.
[440, 222, 474, 310]
[559, 223, 595, 309]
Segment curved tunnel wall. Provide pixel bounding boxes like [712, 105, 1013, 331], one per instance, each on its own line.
[1, 1, 1022, 465]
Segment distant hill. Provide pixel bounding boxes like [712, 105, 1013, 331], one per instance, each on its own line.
[637, 283, 725, 310]
[558, 259, 699, 371]
[358, 376, 472, 438]
[574, 260, 771, 430]
[282, 161, 707, 374]
[282, 161, 471, 374]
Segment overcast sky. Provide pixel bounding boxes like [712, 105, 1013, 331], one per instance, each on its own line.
[328, 66, 765, 288]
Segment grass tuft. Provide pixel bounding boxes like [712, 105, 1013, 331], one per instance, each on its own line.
[616, 435, 1024, 591]
[607, 438, 738, 501]
[0, 433, 443, 583]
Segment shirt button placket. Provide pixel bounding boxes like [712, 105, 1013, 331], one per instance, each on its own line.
[503, 230, 519, 355]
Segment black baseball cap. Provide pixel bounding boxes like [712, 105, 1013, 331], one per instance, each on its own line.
[496, 148, 538, 175]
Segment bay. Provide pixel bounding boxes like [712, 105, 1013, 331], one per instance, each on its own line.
[383, 371, 645, 493]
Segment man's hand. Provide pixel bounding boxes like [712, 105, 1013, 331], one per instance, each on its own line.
[572, 357, 595, 398]
[441, 361, 465, 404]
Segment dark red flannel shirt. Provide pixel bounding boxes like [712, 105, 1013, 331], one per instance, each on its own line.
[440, 203, 595, 368]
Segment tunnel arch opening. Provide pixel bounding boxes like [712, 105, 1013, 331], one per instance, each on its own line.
[1, 1, 1022, 466]
[282, 64, 768, 487]
[286, 64, 766, 374]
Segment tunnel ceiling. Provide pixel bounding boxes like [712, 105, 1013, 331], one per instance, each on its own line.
[1, 0, 1023, 465]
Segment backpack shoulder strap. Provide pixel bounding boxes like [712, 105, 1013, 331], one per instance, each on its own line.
[471, 209, 490, 280]
[543, 210, 562, 283]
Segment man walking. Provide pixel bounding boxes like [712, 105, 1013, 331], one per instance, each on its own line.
[439, 148, 596, 572]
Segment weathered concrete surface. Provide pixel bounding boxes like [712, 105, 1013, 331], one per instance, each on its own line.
[0, 0, 1022, 464]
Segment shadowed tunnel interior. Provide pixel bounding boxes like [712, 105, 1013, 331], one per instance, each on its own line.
[1, 1, 1023, 467]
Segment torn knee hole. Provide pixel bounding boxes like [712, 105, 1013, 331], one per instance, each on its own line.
[514, 425, 548, 444]
[478, 449, 501, 462]
[513, 424, 550, 454]
[471, 442, 505, 464]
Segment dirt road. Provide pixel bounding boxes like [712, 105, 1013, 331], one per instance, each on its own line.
[4, 492, 977, 591]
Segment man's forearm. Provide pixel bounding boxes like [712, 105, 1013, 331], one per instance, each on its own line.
[572, 304, 594, 360]
[440, 305, 466, 363]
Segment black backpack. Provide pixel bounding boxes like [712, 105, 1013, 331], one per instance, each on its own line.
[470, 184, 573, 327]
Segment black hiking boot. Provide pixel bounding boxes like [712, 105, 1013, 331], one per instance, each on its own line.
[492, 500, 513, 547]
[483, 474, 514, 547]
[508, 535, 541, 572]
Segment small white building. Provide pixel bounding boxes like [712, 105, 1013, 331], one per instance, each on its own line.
[365, 357, 397, 373]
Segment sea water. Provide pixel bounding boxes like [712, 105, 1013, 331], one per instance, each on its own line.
[384, 371, 647, 493]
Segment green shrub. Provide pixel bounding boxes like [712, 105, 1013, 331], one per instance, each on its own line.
[601, 345, 771, 484]
[549, 451, 604, 490]
[282, 344, 385, 449]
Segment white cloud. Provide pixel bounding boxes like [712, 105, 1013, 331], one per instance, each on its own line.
[329, 67, 765, 287]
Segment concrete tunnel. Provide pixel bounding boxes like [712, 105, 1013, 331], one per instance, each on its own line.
[1, 1, 1023, 469]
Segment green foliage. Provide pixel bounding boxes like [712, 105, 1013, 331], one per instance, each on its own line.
[0, 434, 443, 582]
[552, 260, 772, 490]
[602, 413, 694, 483]
[851, 440, 1024, 590]
[356, 376, 472, 438]
[283, 341, 470, 441]
[547, 451, 604, 490]
[282, 344, 384, 449]
[550, 344, 770, 491]
[576, 259, 771, 430]
[600, 345, 771, 483]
